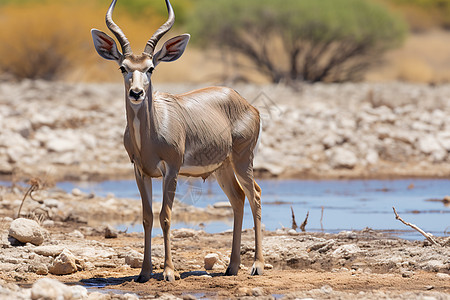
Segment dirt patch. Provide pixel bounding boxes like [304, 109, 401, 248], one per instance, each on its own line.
[1, 187, 449, 299]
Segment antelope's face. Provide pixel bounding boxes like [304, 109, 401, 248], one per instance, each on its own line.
[120, 55, 154, 105]
[91, 0, 190, 106]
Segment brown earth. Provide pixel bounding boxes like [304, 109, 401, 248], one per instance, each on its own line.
[1, 185, 449, 299]
[2, 225, 449, 299]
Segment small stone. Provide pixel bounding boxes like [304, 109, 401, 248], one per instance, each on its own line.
[321, 285, 333, 294]
[332, 244, 360, 259]
[213, 201, 232, 209]
[49, 249, 78, 275]
[401, 269, 414, 278]
[9, 218, 47, 246]
[71, 188, 84, 197]
[436, 273, 450, 279]
[87, 292, 111, 300]
[31, 278, 88, 300]
[288, 229, 298, 236]
[42, 220, 54, 227]
[204, 253, 219, 270]
[105, 225, 118, 239]
[252, 287, 264, 297]
[326, 147, 358, 169]
[425, 285, 434, 290]
[338, 230, 357, 239]
[29, 261, 49, 275]
[34, 245, 65, 257]
[236, 287, 252, 296]
[172, 228, 199, 238]
[43, 199, 61, 208]
[68, 230, 84, 239]
[264, 263, 273, 270]
[125, 250, 144, 268]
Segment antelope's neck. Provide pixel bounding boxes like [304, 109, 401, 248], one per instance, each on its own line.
[126, 94, 156, 153]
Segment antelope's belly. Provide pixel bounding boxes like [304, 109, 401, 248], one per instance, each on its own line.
[179, 163, 222, 177]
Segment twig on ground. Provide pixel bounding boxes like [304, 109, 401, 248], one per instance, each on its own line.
[16, 178, 41, 219]
[392, 207, 440, 246]
[300, 211, 309, 232]
[291, 206, 298, 230]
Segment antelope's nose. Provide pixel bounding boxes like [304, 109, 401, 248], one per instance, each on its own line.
[129, 89, 144, 100]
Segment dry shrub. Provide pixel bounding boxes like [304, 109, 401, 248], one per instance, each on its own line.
[0, 1, 164, 81]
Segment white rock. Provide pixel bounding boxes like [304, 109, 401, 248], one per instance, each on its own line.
[204, 253, 219, 270]
[213, 201, 232, 209]
[322, 133, 344, 149]
[436, 131, 450, 151]
[49, 248, 78, 275]
[436, 272, 450, 279]
[125, 250, 143, 268]
[172, 228, 200, 238]
[46, 137, 79, 153]
[43, 198, 61, 208]
[288, 229, 298, 236]
[81, 133, 97, 149]
[9, 218, 47, 246]
[42, 220, 55, 227]
[34, 245, 65, 257]
[326, 147, 358, 169]
[68, 230, 84, 239]
[71, 188, 84, 197]
[365, 150, 379, 165]
[31, 278, 88, 300]
[104, 225, 118, 239]
[417, 135, 445, 155]
[332, 244, 360, 258]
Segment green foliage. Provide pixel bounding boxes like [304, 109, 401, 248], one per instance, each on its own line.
[188, 0, 407, 83]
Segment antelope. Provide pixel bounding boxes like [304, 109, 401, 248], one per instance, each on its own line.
[91, 0, 263, 282]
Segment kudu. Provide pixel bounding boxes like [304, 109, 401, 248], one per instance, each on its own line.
[91, 0, 263, 282]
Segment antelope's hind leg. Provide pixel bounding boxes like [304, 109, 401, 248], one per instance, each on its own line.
[232, 154, 264, 276]
[215, 160, 246, 275]
[134, 167, 153, 283]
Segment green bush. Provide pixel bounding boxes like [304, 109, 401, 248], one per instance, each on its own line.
[188, 0, 407, 83]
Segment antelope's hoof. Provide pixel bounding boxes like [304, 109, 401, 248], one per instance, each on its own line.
[135, 273, 151, 283]
[225, 265, 239, 276]
[163, 268, 179, 282]
[250, 261, 264, 276]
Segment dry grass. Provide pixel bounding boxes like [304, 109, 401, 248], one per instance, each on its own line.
[0, 1, 164, 81]
[365, 29, 450, 84]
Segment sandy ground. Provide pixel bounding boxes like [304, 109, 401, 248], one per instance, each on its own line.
[2, 224, 449, 299]
[1, 185, 449, 299]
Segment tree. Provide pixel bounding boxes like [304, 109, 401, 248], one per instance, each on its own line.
[187, 0, 407, 83]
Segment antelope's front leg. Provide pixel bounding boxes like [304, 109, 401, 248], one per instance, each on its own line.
[134, 167, 153, 283]
[160, 171, 179, 282]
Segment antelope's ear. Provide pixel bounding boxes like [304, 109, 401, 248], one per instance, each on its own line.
[153, 34, 190, 67]
[91, 29, 122, 62]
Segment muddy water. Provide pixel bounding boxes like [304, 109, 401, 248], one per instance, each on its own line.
[57, 179, 450, 240]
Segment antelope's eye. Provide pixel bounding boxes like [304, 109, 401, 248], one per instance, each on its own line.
[147, 67, 154, 74]
[119, 66, 127, 74]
